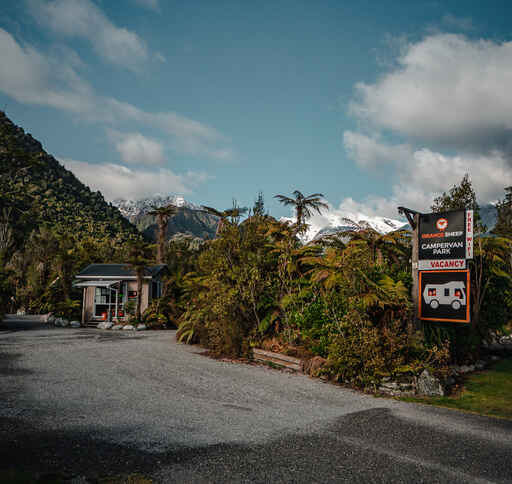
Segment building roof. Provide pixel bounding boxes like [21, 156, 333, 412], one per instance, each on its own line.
[148, 264, 168, 277]
[75, 264, 167, 279]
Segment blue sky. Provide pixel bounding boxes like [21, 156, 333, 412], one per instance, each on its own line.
[1, 0, 511, 221]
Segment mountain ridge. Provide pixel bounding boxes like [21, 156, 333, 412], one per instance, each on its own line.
[112, 195, 218, 241]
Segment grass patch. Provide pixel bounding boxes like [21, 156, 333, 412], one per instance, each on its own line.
[402, 358, 512, 420]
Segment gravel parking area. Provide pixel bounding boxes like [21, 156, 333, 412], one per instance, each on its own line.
[1, 319, 512, 482]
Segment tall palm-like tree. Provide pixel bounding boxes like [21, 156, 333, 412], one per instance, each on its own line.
[148, 204, 177, 263]
[126, 241, 150, 321]
[342, 218, 409, 266]
[200, 204, 248, 237]
[274, 190, 328, 234]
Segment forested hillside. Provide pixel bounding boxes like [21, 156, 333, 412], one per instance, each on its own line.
[0, 112, 140, 316]
[0, 112, 138, 245]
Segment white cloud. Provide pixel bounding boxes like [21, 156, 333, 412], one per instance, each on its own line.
[340, 134, 512, 218]
[344, 33, 512, 219]
[343, 131, 411, 168]
[0, 29, 234, 161]
[108, 130, 165, 165]
[28, 0, 148, 70]
[0, 28, 95, 113]
[350, 34, 512, 155]
[106, 99, 235, 160]
[134, 0, 160, 12]
[61, 158, 210, 201]
[155, 52, 167, 63]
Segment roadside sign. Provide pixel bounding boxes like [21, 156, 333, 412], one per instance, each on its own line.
[418, 209, 473, 270]
[419, 270, 470, 323]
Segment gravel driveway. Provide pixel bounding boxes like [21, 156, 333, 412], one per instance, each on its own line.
[1, 319, 512, 483]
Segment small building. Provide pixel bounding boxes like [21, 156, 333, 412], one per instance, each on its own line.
[73, 264, 168, 324]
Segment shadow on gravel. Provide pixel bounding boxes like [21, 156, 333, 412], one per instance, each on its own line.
[94, 333, 145, 342]
[0, 416, 211, 483]
[0, 321, 49, 332]
[0, 351, 34, 376]
[1, 408, 512, 483]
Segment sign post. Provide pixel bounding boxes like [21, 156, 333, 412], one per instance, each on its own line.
[398, 208, 421, 331]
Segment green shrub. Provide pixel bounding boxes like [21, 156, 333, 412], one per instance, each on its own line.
[178, 216, 279, 356]
[325, 311, 450, 388]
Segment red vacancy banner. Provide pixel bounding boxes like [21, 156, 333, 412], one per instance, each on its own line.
[418, 259, 466, 270]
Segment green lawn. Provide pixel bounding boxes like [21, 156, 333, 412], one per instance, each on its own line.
[402, 358, 512, 420]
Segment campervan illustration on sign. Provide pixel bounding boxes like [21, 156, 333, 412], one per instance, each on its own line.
[423, 281, 466, 310]
[419, 270, 470, 323]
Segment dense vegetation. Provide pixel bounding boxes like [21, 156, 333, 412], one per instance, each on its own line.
[171, 183, 512, 388]
[0, 112, 140, 318]
[1, 112, 511, 390]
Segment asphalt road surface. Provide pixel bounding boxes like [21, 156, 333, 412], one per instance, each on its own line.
[1, 317, 511, 483]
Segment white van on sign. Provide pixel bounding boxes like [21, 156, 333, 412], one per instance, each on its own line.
[423, 281, 466, 310]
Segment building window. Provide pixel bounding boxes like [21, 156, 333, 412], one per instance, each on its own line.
[93, 283, 126, 319]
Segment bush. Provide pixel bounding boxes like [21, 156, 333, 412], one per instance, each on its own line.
[287, 292, 347, 357]
[142, 300, 168, 329]
[178, 216, 279, 356]
[324, 311, 450, 388]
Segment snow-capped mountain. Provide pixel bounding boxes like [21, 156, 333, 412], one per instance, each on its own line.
[282, 203, 499, 243]
[111, 194, 218, 240]
[281, 211, 408, 243]
[111, 194, 201, 217]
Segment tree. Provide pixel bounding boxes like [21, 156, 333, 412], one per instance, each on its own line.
[341, 218, 409, 266]
[430, 176, 512, 357]
[493, 186, 512, 237]
[148, 204, 178, 264]
[471, 235, 512, 336]
[200, 203, 248, 237]
[431, 174, 483, 230]
[274, 190, 328, 234]
[126, 241, 151, 322]
[253, 191, 265, 217]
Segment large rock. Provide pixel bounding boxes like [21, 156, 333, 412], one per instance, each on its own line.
[417, 369, 445, 397]
[136, 324, 147, 331]
[54, 318, 62, 327]
[112, 324, 124, 330]
[70, 321, 81, 328]
[61, 319, 69, 327]
[123, 324, 135, 331]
